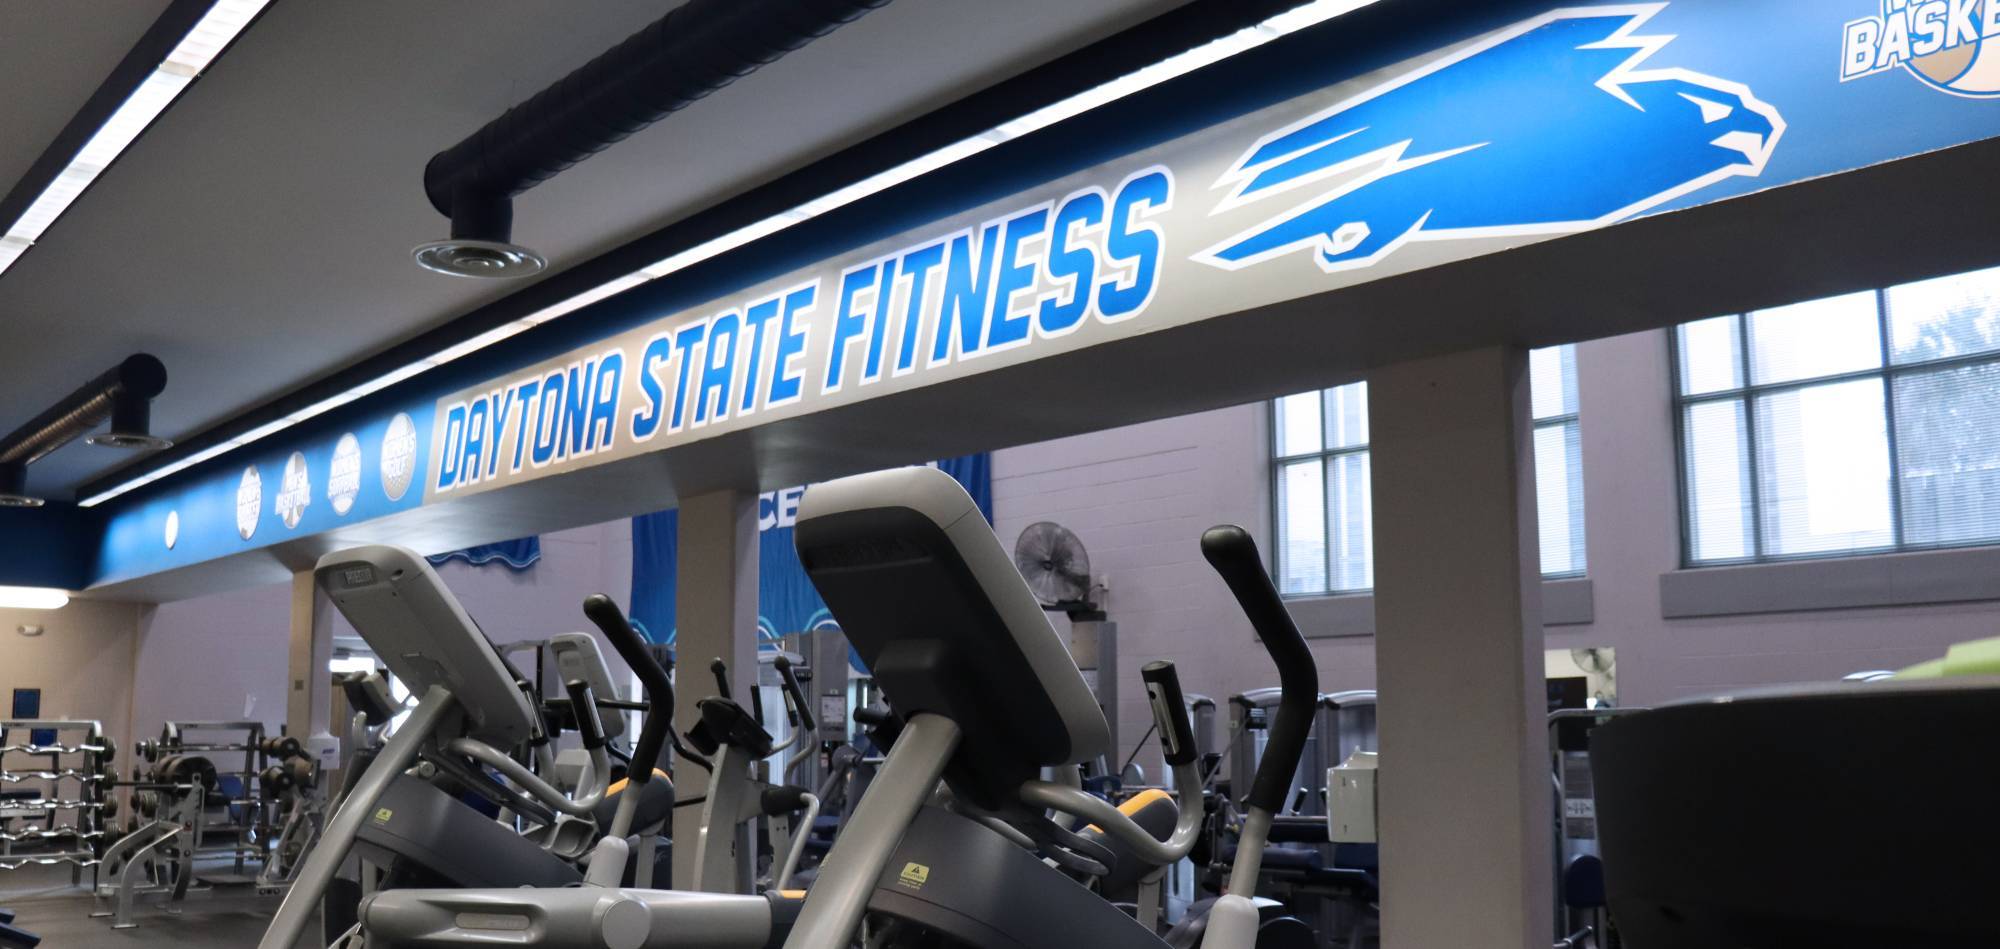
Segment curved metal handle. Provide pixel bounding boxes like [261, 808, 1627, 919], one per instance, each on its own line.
[773, 655, 816, 735]
[1141, 661, 1198, 767]
[709, 659, 732, 701]
[581, 594, 675, 784]
[1200, 525, 1317, 814]
[563, 680, 605, 751]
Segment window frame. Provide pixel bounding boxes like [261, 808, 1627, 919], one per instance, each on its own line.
[1269, 348, 1585, 598]
[1671, 286, 2000, 567]
[1269, 388, 1374, 597]
[1531, 400, 1586, 580]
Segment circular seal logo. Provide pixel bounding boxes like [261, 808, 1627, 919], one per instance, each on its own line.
[329, 433, 362, 515]
[236, 466, 262, 540]
[164, 510, 179, 550]
[277, 451, 312, 529]
[381, 413, 417, 501]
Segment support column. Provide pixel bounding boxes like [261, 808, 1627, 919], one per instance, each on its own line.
[286, 569, 334, 739]
[671, 488, 760, 889]
[1369, 346, 1552, 948]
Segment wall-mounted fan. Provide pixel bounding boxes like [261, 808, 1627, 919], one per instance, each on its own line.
[1013, 521, 1100, 617]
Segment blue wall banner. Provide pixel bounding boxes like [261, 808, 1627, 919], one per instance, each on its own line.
[427, 536, 542, 571]
[414, 0, 2000, 510]
[83, 1, 2000, 592]
[628, 455, 991, 649]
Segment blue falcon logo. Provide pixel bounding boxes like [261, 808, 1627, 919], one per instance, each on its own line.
[1195, 4, 1784, 273]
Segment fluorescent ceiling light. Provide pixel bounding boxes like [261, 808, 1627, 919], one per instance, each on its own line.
[0, 0, 269, 283]
[0, 586, 71, 610]
[79, 0, 1371, 509]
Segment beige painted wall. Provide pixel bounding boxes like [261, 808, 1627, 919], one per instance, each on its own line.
[0, 599, 145, 748]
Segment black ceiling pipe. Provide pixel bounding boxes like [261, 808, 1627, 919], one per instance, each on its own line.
[0, 354, 170, 506]
[415, 0, 892, 278]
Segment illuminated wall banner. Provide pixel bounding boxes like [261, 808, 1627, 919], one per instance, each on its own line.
[424, 1, 2000, 502]
[84, 0, 2000, 589]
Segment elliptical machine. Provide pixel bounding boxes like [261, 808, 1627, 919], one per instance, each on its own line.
[257, 546, 641, 949]
[346, 466, 1326, 949]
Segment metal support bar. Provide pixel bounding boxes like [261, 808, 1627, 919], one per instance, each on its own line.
[781, 712, 961, 949]
[258, 685, 456, 949]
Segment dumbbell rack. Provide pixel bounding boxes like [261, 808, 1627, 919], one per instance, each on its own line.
[91, 721, 297, 928]
[0, 720, 112, 880]
[136, 721, 275, 879]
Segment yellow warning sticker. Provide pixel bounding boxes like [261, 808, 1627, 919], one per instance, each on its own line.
[373, 807, 394, 823]
[898, 862, 930, 889]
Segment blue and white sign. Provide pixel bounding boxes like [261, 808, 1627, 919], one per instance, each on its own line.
[381, 413, 418, 502]
[87, 0, 2000, 590]
[1841, 0, 2000, 96]
[329, 432, 362, 515]
[420, 1, 2000, 505]
[277, 451, 311, 530]
[235, 466, 260, 540]
[1197, 8, 1784, 272]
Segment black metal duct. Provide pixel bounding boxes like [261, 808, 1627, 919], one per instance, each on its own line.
[416, 0, 891, 277]
[0, 354, 170, 506]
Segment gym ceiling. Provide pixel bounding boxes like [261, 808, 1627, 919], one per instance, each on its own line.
[0, 0, 1192, 500]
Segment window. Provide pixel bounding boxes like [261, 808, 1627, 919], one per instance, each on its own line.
[1673, 265, 2000, 565]
[1272, 346, 1585, 596]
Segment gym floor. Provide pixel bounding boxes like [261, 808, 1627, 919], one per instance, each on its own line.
[1, 863, 317, 947]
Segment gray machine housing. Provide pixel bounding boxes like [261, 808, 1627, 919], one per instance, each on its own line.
[794, 467, 1111, 812]
[353, 775, 580, 888]
[867, 806, 1172, 949]
[316, 545, 538, 749]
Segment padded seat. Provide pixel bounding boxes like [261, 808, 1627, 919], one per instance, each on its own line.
[1076, 789, 1180, 895]
[592, 771, 673, 832]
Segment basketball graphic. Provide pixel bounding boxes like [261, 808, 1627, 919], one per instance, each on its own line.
[1842, 1, 2000, 98]
[1904, 0, 2000, 94]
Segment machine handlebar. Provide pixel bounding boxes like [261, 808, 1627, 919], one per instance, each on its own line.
[581, 594, 675, 785]
[1199, 525, 1318, 814]
[709, 659, 732, 701]
[772, 655, 816, 735]
[563, 680, 605, 751]
[1141, 661, 1199, 768]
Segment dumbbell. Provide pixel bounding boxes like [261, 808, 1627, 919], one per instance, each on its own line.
[260, 756, 317, 795]
[260, 736, 304, 760]
[152, 754, 220, 795]
[258, 764, 291, 795]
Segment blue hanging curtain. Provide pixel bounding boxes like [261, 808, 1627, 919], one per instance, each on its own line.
[628, 455, 991, 646]
[427, 536, 542, 570]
